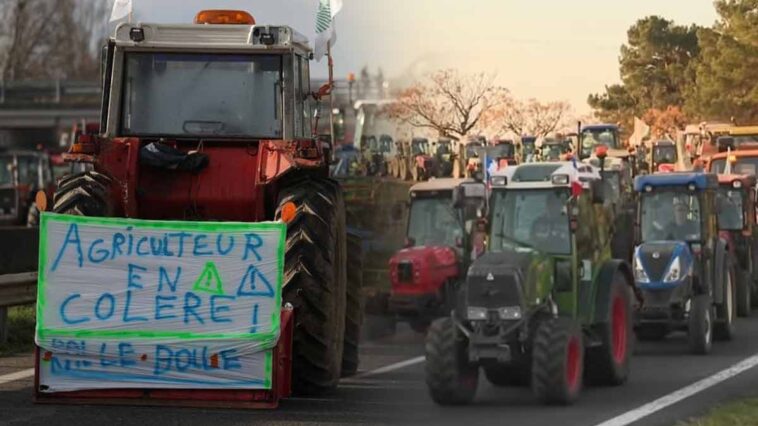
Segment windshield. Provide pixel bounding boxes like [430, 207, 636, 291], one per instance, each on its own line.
[121, 53, 282, 138]
[641, 191, 701, 242]
[653, 145, 677, 164]
[490, 189, 571, 254]
[492, 144, 515, 158]
[15, 155, 39, 186]
[710, 158, 758, 175]
[735, 134, 758, 146]
[600, 172, 621, 204]
[0, 156, 12, 185]
[717, 187, 744, 230]
[466, 143, 484, 159]
[436, 142, 451, 155]
[412, 140, 429, 155]
[581, 128, 619, 157]
[407, 196, 459, 247]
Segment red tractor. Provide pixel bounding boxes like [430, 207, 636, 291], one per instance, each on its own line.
[0, 149, 56, 227]
[47, 9, 360, 396]
[389, 179, 486, 332]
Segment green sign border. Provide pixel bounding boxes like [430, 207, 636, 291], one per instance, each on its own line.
[36, 213, 285, 343]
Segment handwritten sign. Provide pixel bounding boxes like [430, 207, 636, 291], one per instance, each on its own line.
[35, 213, 284, 392]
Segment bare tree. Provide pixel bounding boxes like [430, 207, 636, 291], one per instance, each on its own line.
[0, 0, 108, 81]
[386, 69, 510, 141]
[493, 98, 572, 137]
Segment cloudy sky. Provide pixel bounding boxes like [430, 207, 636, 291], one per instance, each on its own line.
[123, 0, 718, 112]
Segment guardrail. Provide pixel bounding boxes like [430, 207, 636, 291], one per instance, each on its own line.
[0, 272, 37, 343]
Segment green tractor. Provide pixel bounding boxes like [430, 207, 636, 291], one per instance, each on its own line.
[425, 162, 635, 405]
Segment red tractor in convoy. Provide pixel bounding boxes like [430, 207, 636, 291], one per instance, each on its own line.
[716, 174, 758, 316]
[388, 179, 486, 332]
[44, 9, 361, 401]
[0, 149, 56, 226]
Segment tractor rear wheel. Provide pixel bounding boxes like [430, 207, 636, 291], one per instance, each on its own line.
[483, 362, 530, 387]
[341, 232, 364, 377]
[585, 272, 632, 386]
[425, 317, 478, 405]
[714, 258, 736, 341]
[277, 178, 347, 395]
[736, 267, 751, 317]
[52, 171, 112, 216]
[26, 202, 40, 227]
[688, 294, 713, 355]
[532, 318, 583, 405]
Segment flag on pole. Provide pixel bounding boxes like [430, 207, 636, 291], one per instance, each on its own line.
[110, 0, 133, 22]
[315, 0, 343, 61]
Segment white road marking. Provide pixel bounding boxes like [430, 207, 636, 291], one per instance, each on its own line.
[343, 356, 425, 382]
[595, 354, 758, 426]
[0, 368, 34, 385]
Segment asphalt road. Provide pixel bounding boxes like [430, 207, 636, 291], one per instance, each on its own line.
[3, 315, 758, 426]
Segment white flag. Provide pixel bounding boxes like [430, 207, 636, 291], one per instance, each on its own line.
[110, 0, 133, 22]
[314, 0, 343, 61]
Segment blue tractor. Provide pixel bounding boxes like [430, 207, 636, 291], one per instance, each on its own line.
[633, 173, 737, 354]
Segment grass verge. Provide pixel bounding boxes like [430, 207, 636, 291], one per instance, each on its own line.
[0, 305, 36, 357]
[678, 398, 758, 426]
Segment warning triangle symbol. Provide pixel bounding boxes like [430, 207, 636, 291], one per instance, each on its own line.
[192, 262, 225, 295]
[236, 265, 275, 298]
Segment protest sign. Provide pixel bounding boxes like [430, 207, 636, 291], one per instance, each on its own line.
[35, 213, 285, 392]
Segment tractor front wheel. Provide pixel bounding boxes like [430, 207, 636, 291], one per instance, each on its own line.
[532, 318, 584, 405]
[585, 272, 632, 386]
[714, 258, 736, 341]
[736, 267, 751, 317]
[277, 178, 347, 395]
[52, 171, 112, 216]
[688, 294, 713, 355]
[425, 317, 478, 405]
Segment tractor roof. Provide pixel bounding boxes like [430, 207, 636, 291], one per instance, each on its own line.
[634, 173, 718, 192]
[493, 162, 600, 190]
[410, 178, 469, 193]
[730, 126, 758, 136]
[582, 124, 619, 131]
[717, 174, 756, 187]
[113, 22, 311, 54]
[653, 140, 675, 146]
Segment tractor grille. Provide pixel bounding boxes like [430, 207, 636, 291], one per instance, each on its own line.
[397, 261, 413, 284]
[466, 271, 523, 309]
[639, 245, 676, 281]
[0, 188, 16, 217]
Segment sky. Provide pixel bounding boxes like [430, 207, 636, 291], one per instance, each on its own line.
[124, 0, 718, 113]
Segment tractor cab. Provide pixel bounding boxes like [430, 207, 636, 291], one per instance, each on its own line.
[521, 136, 537, 163]
[579, 124, 621, 160]
[434, 137, 455, 177]
[464, 139, 486, 177]
[541, 138, 571, 161]
[651, 140, 678, 173]
[490, 139, 518, 167]
[389, 178, 487, 331]
[716, 174, 758, 315]
[0, 150, 54, 226]
[633, 173, 735, 352]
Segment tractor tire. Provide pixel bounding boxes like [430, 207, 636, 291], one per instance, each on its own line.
[341, 232, 364, 377]
[425, 317, 478, 405]
[532, 318, 583, 405]
[688, 294, 713, 355]
[483, 362, 530, 387]
[276, 178, 347, 395]
[52, 171, 112, 216]
[736, 267, 751, 317]
[585, 273, 632, 386]
[635, 324, 668, 341]
[26, 202, 40, 227]
[714, 258, 736, 341]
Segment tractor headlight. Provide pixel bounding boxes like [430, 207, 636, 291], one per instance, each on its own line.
[663, 256, 683, 283]
[633, 254, 649, 283]
[497, 306, 522, 320]
[467, 306, 488, 321]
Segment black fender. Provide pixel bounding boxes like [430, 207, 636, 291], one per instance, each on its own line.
[714, 238, 729, 305]
[593, 259, 635, 324]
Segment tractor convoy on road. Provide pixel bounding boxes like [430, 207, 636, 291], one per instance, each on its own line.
[15, 5, 758, 413]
